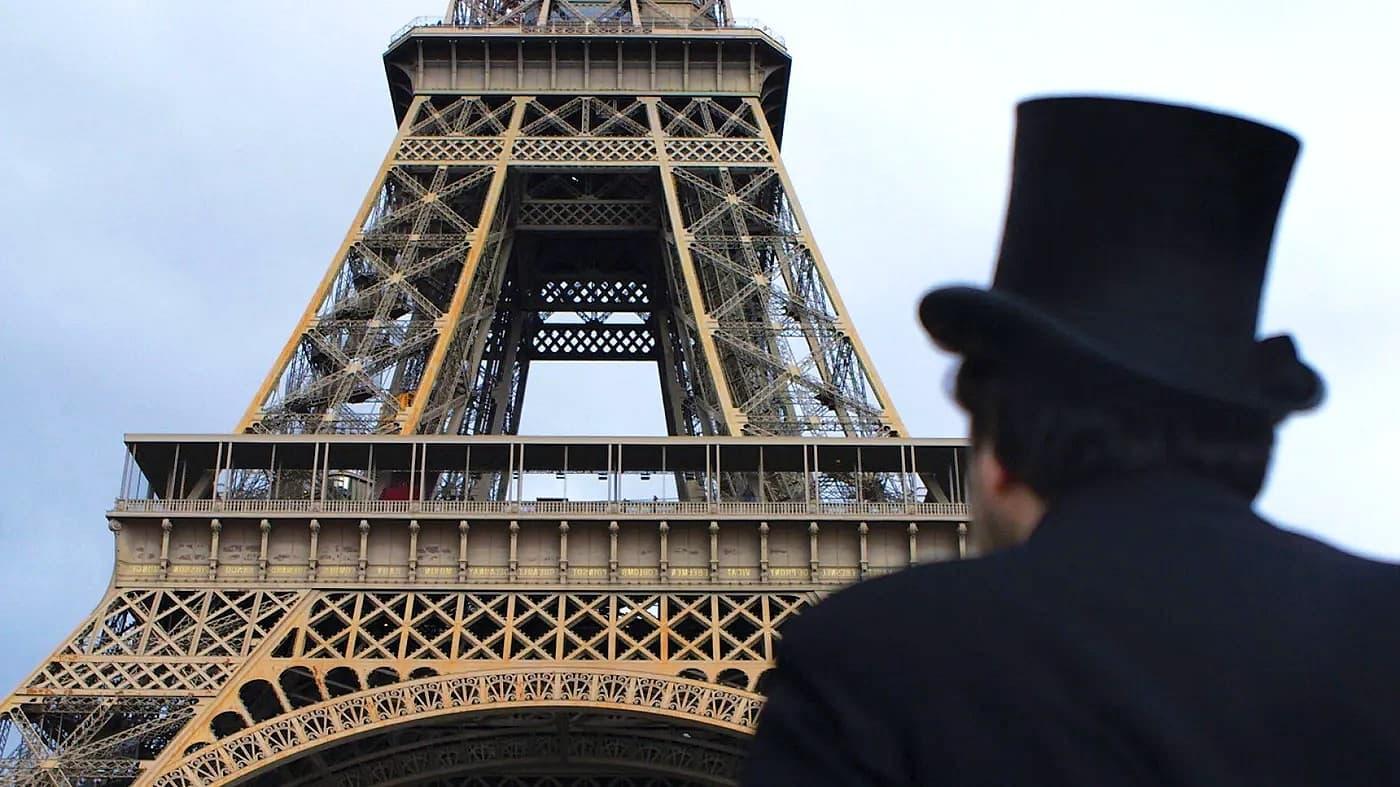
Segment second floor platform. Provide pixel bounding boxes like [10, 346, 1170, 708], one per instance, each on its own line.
[116, 434, 968, 519]
[109, 434, 971, 588]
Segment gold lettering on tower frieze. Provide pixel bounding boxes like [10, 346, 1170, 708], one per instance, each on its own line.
[669, 567, 708, 580]
[770, 567, 809, 580]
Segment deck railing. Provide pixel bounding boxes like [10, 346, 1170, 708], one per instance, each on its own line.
[112, 498, 967, 518]
[388, 16, 786, 49]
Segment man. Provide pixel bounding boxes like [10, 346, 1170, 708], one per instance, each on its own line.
[742, 97, 1400, 785]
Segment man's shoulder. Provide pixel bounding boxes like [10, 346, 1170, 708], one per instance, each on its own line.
[780, 551, 1033, 662]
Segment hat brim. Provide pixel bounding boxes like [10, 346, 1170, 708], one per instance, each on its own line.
[919, 285, 1324, 413]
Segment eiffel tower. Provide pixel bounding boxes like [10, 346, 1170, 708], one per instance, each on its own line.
[0, 3, 971, 785]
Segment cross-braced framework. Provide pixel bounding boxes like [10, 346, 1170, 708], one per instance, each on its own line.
[1, 697, 198, 785]
[0, 590, 296, 785]
[444, 0, 733, 30]
[3, 7, 964, 785]
[242, 94, 904, 440]
[3, 586, 784, 786]
[25, 589, 299, 695]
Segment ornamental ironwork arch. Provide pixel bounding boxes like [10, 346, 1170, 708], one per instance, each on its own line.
[149, 667, 763, 786]
[249, 712, 748, 787]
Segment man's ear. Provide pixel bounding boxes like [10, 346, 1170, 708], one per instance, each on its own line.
[972, 443, 1012, 494]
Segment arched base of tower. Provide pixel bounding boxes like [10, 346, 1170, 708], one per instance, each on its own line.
[240, 710, 747, 787]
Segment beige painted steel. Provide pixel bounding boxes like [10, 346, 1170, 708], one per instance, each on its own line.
[4, 6, 966, 785]
[7, 433, 966, 783]
[398, 38, 778, 96]
[399, 99, 527, 435]
[110, 516, 959, 589]
[145, 667, 761, 786]
[649, 97, 747, 433]
[236, 96, 429, 434]
[238, 94, 902, 436]
[744, 97, 910, 436]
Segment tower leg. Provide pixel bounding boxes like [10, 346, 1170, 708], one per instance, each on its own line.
[651, 96, 908, 438]
[405, 98, 529, 435]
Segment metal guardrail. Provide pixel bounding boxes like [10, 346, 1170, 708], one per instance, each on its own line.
[387, 16, 786, 49]
[729, 18, 786, 46]
[113, 498, 968, 518]
[388, 15, 444, 46]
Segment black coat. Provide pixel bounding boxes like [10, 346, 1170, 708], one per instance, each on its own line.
[742, 471, 1400, 785]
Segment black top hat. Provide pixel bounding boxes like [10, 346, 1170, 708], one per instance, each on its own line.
[919, 96, 1324, 414]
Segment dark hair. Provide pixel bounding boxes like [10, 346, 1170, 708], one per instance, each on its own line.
[953, 357, 1281, 501]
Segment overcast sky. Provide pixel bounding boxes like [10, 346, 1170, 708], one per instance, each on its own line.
[1, 0, 1396, 694]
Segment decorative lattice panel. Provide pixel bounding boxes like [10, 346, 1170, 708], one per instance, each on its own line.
[513, 137, 657, 163]
[536, 279, 651, 309]
[156, 669, 759, 785]
[666, 138, 773, 164]
[280, 591, 807, 664]
[397, 137, 505, 162]
[521, 97, 652, 138]
[518, 199, 657, 229]
[529, 324, 657, 360]
[25, 589, 300, 694]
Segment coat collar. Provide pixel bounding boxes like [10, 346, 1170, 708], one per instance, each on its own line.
[1023, 469, 1264, 553]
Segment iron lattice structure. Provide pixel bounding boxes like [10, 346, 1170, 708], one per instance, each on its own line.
[1, 4, 969, 786]
[239, 30, 903, 439]
[442, 0, 736, 30]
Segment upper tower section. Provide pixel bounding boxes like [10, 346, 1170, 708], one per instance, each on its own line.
[443, 0, 738, 29]
[383, 0, 792, 141]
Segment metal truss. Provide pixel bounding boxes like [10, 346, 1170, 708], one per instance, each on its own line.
[151, 668, 759, 786]
[1, 697, 198, 786]
[657, 98, 900, 437]
[2, 585, 804, 785]
[242, 96, 518, 436]
[271, 590, 804, 669]
[241, 95, 905, 439]
[24, 590, 298, 696]
[2, 6, 930, 783]
[444, 0, 734, 30]
[0, 590, 300, 785]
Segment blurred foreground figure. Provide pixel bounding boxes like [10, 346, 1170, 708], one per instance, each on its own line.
[743, 97, 1400, 785]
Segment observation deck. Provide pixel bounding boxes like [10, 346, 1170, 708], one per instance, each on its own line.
[388, 15, 787, 51]
[381, 11, 793, 138]
[109, 434, 970, 589]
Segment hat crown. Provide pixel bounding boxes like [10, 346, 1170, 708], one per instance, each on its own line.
[920, 96, 1323, 413]
[998, 97, 1300, 397]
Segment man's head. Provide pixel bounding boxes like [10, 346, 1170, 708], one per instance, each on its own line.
[913, 97, 1324, 550]
[953, 356, 1282, 551]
